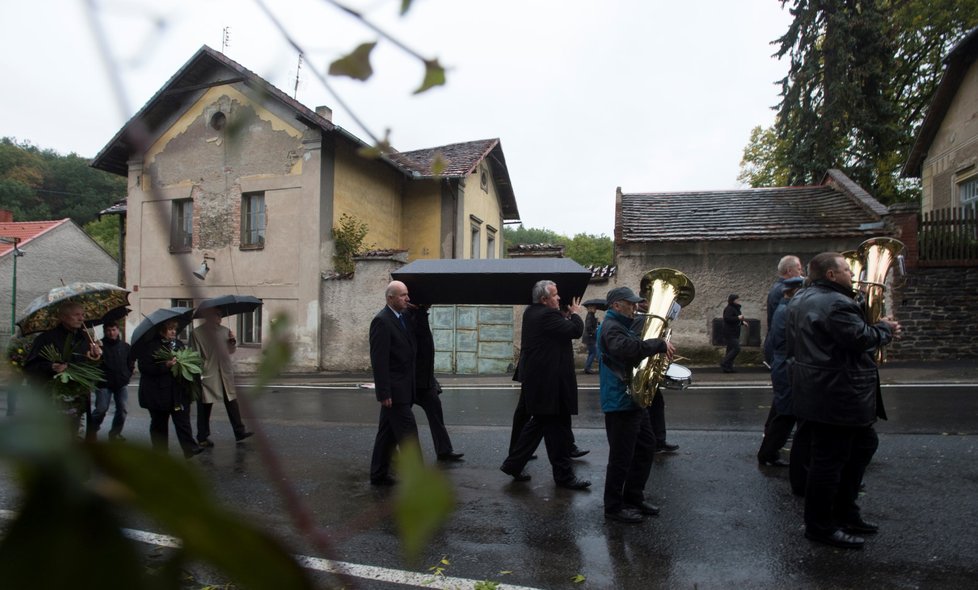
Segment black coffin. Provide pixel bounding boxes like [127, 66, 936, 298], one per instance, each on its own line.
[391, 258, 592, 305]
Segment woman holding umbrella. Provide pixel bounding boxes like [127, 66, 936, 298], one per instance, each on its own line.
[135, 318, 203, 459]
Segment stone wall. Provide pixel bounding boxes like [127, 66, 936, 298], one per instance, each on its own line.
[888, 265, 978, 360]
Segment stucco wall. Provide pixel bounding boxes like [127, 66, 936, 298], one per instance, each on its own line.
[920, 59, 978, 212]
[332, 142, 404, 251]
[401, 180, 442, 260]
[320, 255, 406, 371]
[0, 222, 118, 321]
[461, 163, 505, 259]
[613, 238, 872, 362]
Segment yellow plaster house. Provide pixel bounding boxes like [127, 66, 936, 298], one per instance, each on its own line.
[93, 46, 520, 370]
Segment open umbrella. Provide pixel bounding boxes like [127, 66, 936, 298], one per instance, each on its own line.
[16, 282, 130, 336]
[84, 305, 131, 328]
[130, 307, 195, 358]
[194, 295, 263, 318]
[582, 298, 608, 311]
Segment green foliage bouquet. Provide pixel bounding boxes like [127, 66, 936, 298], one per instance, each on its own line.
[5, 333, 37, 374]
[37, 342, 105, 410]
[153, 347, 203, 401]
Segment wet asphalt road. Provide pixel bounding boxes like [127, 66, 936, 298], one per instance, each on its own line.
[2, 374, 978, 589]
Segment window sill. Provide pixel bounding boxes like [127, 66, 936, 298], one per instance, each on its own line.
[237, 342, 262, 348]
[239, 244, 265, 251]
[169, 247, 192, 254]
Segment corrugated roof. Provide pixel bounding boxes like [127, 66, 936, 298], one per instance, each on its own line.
[0, 219, 70, 257]
[617, 175, 886, 243]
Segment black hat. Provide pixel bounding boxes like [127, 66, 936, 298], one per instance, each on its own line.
[728, 293, 740, 304]
[607, 287, 644, 306]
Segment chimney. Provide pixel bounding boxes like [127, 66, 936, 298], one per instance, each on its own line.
[0, 209, 13, 223]
[315, 106, 333, 122]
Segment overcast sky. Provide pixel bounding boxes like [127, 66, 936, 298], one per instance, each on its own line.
[2, 0, 793, 238]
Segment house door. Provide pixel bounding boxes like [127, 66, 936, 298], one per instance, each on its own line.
[430, 305, 514, 374]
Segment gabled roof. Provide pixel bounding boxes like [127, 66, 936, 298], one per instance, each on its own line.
[903, 26, 978, 178]
[616, 170, 888, 243]
[93, 45, 336, 177]
[0, 219, 70, 257]
[395, 139, 520, 221]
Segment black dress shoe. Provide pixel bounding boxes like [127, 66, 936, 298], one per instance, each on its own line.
[605, 508, 644, 524]
[569, 447, 590, 458]
[842, 518, 878, 535]
[556, 478, 591, 490]
[184, 446, 204, 459]
[500, 466, 531, 481]
[625, 501, 660, 516]
[198, 439, 214, 448]
[437, 452, 465, 462]
[655, 442, 679, 454]
[370, 475, 397, 486]
[758, 458, 789, 467]
[235, 432, 254, 442]
[804, 529, 864, 549]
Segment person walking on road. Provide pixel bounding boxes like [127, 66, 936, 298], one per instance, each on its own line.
[598, 286, 675, 524]
[764, 255, 804, 366]
[191, 308, 252, 447]
[369, 281, 420, 486]
[786, 252, 901, 550]
[720, 294, 747, 373]
[583, 304, 600, 374]
[90, 320, 133, 441]
[411, 304, 463, 463]
[500, 280, 590, 490]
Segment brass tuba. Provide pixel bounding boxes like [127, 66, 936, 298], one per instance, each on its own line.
[855, 237, 905, 363]
[630, 269, 695, 408]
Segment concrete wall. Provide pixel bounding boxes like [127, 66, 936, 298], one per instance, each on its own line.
[920, 59, 978, 212]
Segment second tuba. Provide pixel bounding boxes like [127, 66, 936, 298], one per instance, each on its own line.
[630, 268, 695, 408]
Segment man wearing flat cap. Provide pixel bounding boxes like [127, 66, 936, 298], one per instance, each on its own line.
[720, 293, 747, 373]
[598, 286, 676, 524]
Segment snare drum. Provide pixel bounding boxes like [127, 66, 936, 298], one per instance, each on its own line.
[663, 363, 692, 389]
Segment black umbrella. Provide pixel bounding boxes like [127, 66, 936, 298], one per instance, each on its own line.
[194, 295, 263, 318]
[130, 307, 195, 357]
[391, 258, 592, 305]
[582, 298, 608, 311]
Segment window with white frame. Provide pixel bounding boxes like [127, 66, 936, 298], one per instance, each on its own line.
[171, 298, 193, 342]
[470, 215, 482, 259]
[241, 192, 266, 248]
[486, 226, 497, 259]
[237, 304, 262, 346]
[960, 176, 978, 209]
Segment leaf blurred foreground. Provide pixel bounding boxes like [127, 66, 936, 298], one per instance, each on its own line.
[0, 383, 312, 589]
[394, 440, 454, 563]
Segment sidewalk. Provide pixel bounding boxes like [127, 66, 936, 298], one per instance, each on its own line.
[249, 358, 978, 388]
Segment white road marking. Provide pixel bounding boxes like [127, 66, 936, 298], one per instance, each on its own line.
[0, 510, 541, 589]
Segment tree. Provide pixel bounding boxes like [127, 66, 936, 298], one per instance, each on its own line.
[502, 224, 613, 267]
[742, 1, 978, 201]
[83, 215, 120, 259]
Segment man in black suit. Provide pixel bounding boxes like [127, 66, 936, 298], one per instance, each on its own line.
[369, 280, 420, 486]
[410, 304, 463, 462]
[500, 280, 590, 490]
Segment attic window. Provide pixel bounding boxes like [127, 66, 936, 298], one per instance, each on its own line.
[480, 167, 489, 192]
[210, 112, 227, 131]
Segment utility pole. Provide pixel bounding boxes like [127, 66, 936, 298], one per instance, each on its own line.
[0, 237, 23, 333]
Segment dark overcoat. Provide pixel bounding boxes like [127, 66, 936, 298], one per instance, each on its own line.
[369, 306, 417, 404]
[137, 338, 191, 412]
[517, 303, 583, 416]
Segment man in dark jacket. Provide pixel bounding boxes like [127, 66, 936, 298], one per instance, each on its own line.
[500, 280, 590, 490]
[786, 252, 901, 549]
[410, 304, 462, 462]
[583, 304, 599, 374]
[369, 280, 419, 486]
[720, 294, 746, 373]
[763, 255, 803, 365]
[599, 286, 675, 523]
[90, 320, 134, 441]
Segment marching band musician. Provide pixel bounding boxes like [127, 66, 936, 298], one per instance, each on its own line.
[598, 287, 675, 524]
[785, 252, 901, 549]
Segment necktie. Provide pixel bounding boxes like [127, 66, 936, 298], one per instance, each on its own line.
[399, 314, 408, 332]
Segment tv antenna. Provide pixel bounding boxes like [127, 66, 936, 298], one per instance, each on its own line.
[221, 26, 231, 53]
[293, 53, 303, 99]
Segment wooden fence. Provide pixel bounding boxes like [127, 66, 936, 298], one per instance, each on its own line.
[918, 206, 978, 262]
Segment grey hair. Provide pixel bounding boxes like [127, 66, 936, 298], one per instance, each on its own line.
[531, 280, 555, 303]
[777, 255, 800, 275]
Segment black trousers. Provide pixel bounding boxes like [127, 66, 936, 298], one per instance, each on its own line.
[196, 393, 247, 442]
[370, 402, 420, 481]
[415, 386, 454, 456]
[509, 393, 575, 455]
[648, 389, 667, 447]
[721, 336, 741, 370]
[502, 414, 574, 484]
[789, 420, 812, 496]
[757, 405, 796, 463]
[804, 422, 879, 535]
[603, 408, 656, 513]
[149, 408, 198, 457]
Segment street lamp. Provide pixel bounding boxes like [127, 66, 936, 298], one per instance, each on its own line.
[0, 237, 24, 334]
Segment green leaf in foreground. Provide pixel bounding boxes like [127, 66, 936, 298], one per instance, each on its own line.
[414, 59, 446, 94]
[329, 41, 377, 81]
[394, 440, 454, 562]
